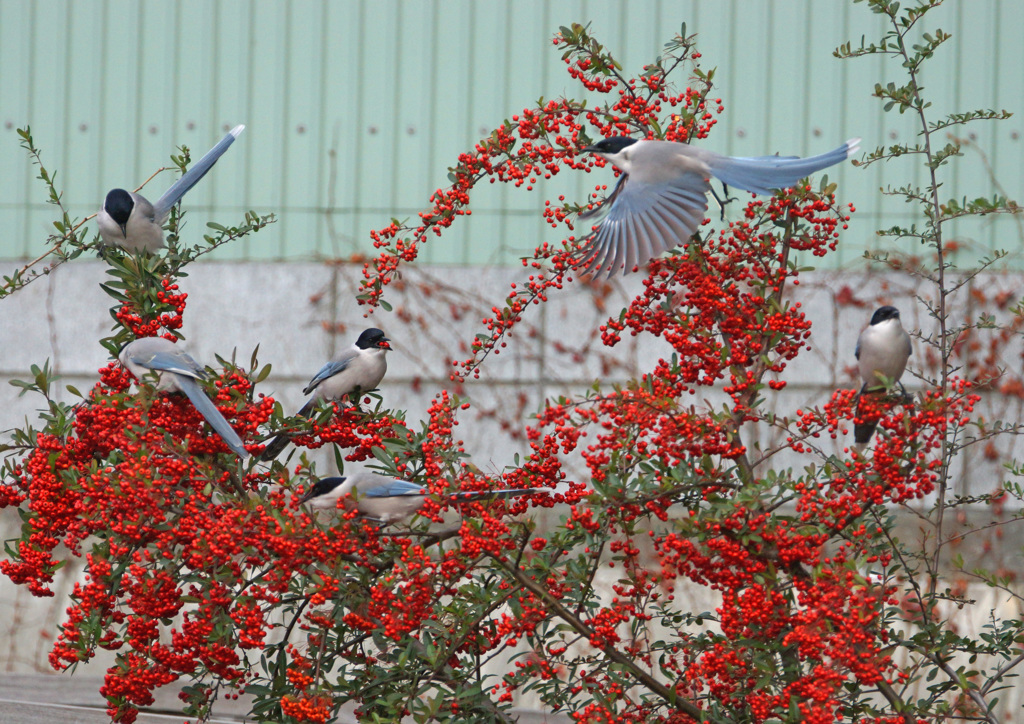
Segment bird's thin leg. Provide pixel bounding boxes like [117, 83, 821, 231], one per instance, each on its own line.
[343, 392, 362, 412]
[709, 183, 736, 221]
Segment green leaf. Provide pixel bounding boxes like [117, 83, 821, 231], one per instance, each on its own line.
[255, 364, 273, 384]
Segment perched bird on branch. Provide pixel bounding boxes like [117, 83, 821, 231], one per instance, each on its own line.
[260, 328, 391, 460]
[98, 125, 245, 252]
[297, 473, 544, 525]
[854, 305, 912, 447]
[119, 336, 248, 458]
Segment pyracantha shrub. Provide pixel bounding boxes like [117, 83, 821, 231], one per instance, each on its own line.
[3, 5, 1024, 723]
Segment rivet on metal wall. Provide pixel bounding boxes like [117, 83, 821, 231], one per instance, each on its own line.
[1011, 131, 1020, 141]
[297, 124, 307, 134]
[812, 127, 822, 137]
[4, 121, 13, 130]
[186, 121, 196, 130]
[406, 126, 416, 135]
[479, 126, 489, 136]
[78, 123, 88, 132]
[735, 127, 746, 138]
[222, 123, 232, 132]
[368, 126, 378, 134]
[968, 132, 977, 141]
[888, 129, 898, 139]
[149, 125, 159, 135]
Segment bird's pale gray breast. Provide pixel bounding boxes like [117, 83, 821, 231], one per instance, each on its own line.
[857, 321, 910, 386]
[314, 349, 387, 400]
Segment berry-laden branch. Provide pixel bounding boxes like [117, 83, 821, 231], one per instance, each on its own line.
[491, 552, 709, 722]
[359, 23, 717, 308]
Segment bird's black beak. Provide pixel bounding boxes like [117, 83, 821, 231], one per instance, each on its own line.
[379, 339, 392, 350]
[581, 145, 599, 153]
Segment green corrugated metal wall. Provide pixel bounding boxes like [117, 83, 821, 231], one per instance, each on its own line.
[0, 0, 1020, 267]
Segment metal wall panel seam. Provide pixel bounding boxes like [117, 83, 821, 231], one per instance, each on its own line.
[133, 3, 144, 188]
[60, 1, 74, 230]
[762, 1, 774, 156]
[278, 2, 294, 259]
[724, 0, 738, 157]
[990, 0, 1001, 261]
[388, 0, 403, 251]
[350, 0, 366, 264]
[242, 2, 253, 225]
[21, 0, 38, 253]
[427, 0, 441, 262]
[211, 1, 223, 223]
[316, 0, 330, 258]
[171, 2, 181, 187]
[952, 0, 964, 263]
[463, 0, 478, 266]
[801, 3, 814, 159]
[496, 0, 513, 267]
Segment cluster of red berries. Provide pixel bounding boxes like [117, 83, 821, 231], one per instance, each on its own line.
[115, 278, 187, 338]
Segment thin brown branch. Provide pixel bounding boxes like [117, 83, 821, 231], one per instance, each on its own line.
[491, 554, 710, 722]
